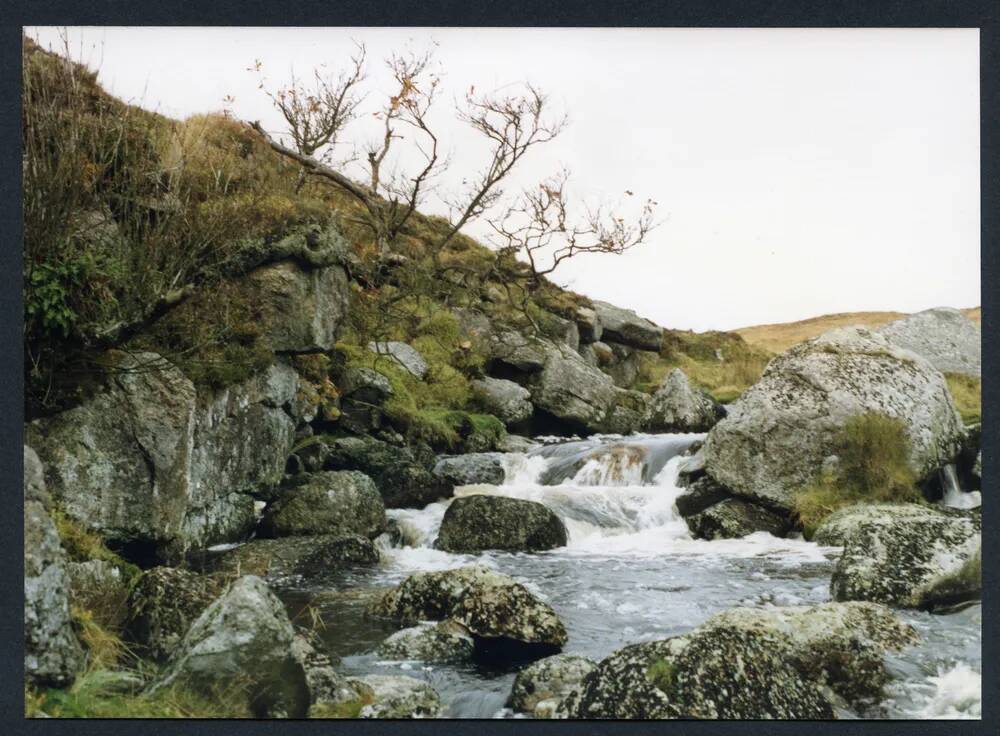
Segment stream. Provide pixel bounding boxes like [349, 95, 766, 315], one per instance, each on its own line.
[276, 432, 982, 719]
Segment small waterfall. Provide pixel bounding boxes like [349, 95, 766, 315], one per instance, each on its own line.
[940, 463, 981, 510]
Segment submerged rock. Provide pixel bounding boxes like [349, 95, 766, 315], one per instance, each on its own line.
[367, 341, 429, 379]
[367, 565, 567, 660]
[377, 620, 475, 662]
[557, 601, 915, 719]
[703, 327, 965, 510]
[686, 497, 790, 540]
[435, 495, 568, 553]
[827, 504, 981, 609]
[151, 575, 309, 717]
[260, 471, 385, 538]
[24, 488, 84, 687]
[508, 653, 596, 718]
[471, 376, 534, 427]
[877, 307, 981, 377]
[433, 453, 506, 486]
[212, 534, 379, 579]
[645, 368, 724, 433]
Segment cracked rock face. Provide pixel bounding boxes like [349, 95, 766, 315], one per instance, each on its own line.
[556, 602, 916, 719]
[824, 504, 981, 609]
[703, 327, 965, 510]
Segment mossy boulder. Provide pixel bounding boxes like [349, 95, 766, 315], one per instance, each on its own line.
[703, 327, 965, 511]
[260, 471, 385, 538]
[367, 565, 567, 661]
[128, 566, 224, 661]
[686, 497, 790, 540]
[377, 620, 475, 662]
[348, 675, 442, 718]
[508, 653, 596, 718]
[435, 495, 567, 553]
[826, 504, 981, 609]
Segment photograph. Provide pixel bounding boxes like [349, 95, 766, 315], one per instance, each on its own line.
[21, 24, 982, 721]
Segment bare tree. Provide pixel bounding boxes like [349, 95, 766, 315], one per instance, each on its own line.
[487, 169, 658, 282]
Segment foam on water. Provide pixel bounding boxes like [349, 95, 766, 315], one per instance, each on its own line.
[917, 663, 982, 719]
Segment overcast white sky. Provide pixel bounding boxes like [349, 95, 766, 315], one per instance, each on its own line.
[27, 27, 980, 332]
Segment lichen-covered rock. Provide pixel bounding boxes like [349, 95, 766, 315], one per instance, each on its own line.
[686, 497, 790, 540]
[703, 327, 965, 510]
[591, 300, 662, 351]
[367, 566, 567, 658]
[150, 575, 309, 717]
[508, 654, 596, 718]
[489, 331, 553, 374]
[529, 344, 618, 432]
[375, 462, 452, 509]
[367, 341, 429, 379]
[435, 495, 567, 552]
[66, 559, 131, 634]
[291, 635, 359, 711]
[645, 368, 724, 432]
[24, 493, 84, 687]
[471, 376, 534, 427]
[574, 306, 602, 343]
[24, 445, 49, 507]
[128, 566, 224, 661]
[26, 353, 297, 558]
[338, 367, 395, 433]
[603, 341, 643, 388]
[557, 601, 913, 719]
[812, 503, 933, 546]
[877, 307, 981, 377]
[212, 535, 379, 579]
[350, 675, 442, 718]
[433, 453, 506, 487]
[260, 471, 385, 538]
[377, 620, 475, 662]
[827, 504, 981, 608]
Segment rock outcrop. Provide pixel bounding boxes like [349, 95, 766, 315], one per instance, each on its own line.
[508, 653, 596, 718]
[367, 341, 429, 379]
[557, 602, 916, 719]
[26, 355, 302, 558]
[24, 452, 85, 687]
[591, 300, 663, 351]
[150, 576, 309, 717]
[367, 566, 567, 660]
[433, 453, 506, 487]
[644, 368, 723, 432]
[822, 504, 981, 609]
[260, 471, 386, 538]
[877, 307, 981, 377]
[471, 376, 534, 427]
[703, 327, 965, 510]
[435, 495, 568, 553]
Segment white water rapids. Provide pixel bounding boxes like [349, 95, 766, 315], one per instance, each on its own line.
[276, 433, 982, 720]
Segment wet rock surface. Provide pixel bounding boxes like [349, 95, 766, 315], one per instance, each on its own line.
[687, 497, 791, 540]
[435, 495, 568, 553]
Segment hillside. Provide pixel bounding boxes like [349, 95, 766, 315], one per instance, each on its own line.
[735, 307, 981, 354]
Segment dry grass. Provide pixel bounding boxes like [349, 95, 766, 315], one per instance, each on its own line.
[735, 307, 982, 354]
[945, 373, 981, 425]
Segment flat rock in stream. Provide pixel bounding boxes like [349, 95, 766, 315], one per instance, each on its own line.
[434, 495, 568, 552]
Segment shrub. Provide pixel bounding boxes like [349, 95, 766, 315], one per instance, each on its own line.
[793, 413, 922, 537]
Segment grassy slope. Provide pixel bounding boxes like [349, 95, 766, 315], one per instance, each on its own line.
[735, 307, 981, 354]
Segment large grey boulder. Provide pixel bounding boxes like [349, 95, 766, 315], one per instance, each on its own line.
[645, 368, 723, 432]
[26, 353, 298, 557]
[508, 653, 596, 718]
[877, 307, 981, 377]
[433, 453, 506, 486]
[150, 576, 309, 717]
[128, 566, 224, 661]
[703, 327, 965, 510]
[24, 467, 84, 688]
[471, 376, 534, 427]
[377, 620, 475, 662]
[591, 300, 662, 351]
[435, 495, 568, 553]
[825, 504, 981, 609]
[489, 332, 552, 373]
[260, 471, 385, 538]
[212, 534, 379, 579]
[367, 565, 567, 658]
[557, 602, 915, 719]
[529, 344, 618, 432]
[367, 341, 429, 379]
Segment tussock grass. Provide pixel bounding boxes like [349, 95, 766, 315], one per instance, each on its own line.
[793, 413, 922, 538]
[945, 373, 981, 425]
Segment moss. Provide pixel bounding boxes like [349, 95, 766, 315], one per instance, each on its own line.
[793, 413, 922, 538]
[645, 658, 677, 696]
[945, 373, 981, 424]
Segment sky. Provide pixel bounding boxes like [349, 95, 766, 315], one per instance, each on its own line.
[26, 27, 980, 332]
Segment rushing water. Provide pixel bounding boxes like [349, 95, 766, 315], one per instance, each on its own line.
[276, 433, 982, 719]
